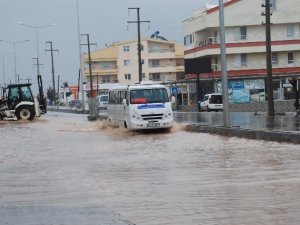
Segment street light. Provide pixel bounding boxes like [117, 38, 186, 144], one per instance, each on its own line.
[0, 52, 12, 87]
[75, 0, 86, 111]
[0, 39, 29, 83]
[16, 21, 56, 77]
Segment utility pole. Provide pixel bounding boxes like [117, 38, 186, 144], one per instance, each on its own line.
[218, 0, 230, 127]
[96, 74, 99, 95]
[80, 34, 96, 98]
[262, 0, 275, 116]
[57, 75, 60, 105]
[32, 57, 43, 73]
[25, 77, 32, 84]
[127, 7, 150, 83]
[45, 41, 59, 93]
[17, 75, 23, 83]
[77, 69, 80, 100]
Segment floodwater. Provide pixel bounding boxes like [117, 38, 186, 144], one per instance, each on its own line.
[1, 112, 300, 225]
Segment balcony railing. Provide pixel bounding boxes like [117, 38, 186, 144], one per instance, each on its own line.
[201, 59, 300, 72]
[149, 63, 176, 68]
[196, 32, 300, 47]
[148, 49, 175, 53]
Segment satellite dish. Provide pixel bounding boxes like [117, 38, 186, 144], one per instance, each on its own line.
[150, 31, 160, 38]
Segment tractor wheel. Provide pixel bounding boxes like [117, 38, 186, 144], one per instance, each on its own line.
[16, 106, 36, 121]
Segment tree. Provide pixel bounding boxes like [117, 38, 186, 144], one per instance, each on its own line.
[288, 77, 299, 111]
[61, 81, 72, 98]
[47, 86, 56, 105]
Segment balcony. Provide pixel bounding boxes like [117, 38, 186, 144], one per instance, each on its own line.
[197, 37, 218, 47]
[148, 48, 175, 53]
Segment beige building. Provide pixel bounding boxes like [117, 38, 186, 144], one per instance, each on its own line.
[82, 37, 184, 96]
[183, 0, 300, 102]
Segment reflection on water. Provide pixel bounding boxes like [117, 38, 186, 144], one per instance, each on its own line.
[1, 112, 300, 225]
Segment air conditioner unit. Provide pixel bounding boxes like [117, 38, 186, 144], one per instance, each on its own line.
[211, 64, 218, 71]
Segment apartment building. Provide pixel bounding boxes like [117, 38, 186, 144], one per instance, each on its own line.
[183, 0, 300, 103]
[83, 37, 184, 96]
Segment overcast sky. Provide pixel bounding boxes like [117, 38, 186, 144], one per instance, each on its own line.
[0, 0, 217, 90]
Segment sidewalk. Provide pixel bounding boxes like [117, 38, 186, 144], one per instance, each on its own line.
[175, 112, 300, 144]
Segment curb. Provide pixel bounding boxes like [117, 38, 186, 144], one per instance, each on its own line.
[186, 124, 300, 144]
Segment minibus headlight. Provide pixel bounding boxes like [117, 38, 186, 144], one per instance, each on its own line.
[132, 114, 141, 120]
[164, 112, 172, 118]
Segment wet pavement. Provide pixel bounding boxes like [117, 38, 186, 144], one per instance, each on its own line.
[174, 111, 300, 132]
[1, 112, 300, 225]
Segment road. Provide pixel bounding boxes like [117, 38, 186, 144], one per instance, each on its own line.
[1, 112, 300, 225]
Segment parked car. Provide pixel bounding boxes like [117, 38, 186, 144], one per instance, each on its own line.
[96, 94, 108, 110]
[199, 93, 223, 112]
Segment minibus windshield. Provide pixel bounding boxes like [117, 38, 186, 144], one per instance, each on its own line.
[130, 88, 169, 104]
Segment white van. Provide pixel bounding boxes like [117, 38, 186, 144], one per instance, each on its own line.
[96, 95, 108, 110]
[199, 93, 223, 112]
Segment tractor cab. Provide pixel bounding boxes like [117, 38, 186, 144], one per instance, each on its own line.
[7, 84, 35, 110]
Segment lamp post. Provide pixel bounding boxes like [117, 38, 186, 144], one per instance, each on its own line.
[16, 22, 55, 77]
[75, 0, 86, 111]
[1, 52, 12, 87]
[0, 39, 29, 83]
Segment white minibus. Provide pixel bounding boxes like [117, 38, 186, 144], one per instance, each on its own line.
[107, 83, 173, 130]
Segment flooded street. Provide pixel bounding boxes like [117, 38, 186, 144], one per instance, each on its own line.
[1, 112, 300, 225]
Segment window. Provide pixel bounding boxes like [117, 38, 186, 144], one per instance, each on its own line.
[102, 75, 110, 83]
[123, 45, 130, 52]
[20, 86, 33, 101]
[240, 27, 247, 40]
[262, 0, 277, 11]
[287, 24, 294, 38]
[152, 59, 160, 67]
[149, 45, 160, 53]
[130, 88, 168, 104]
[234, 54, 247, 67]
[140, 44, 144, 51]
[125, 74, 131, 80]
[241, 54, 247, 66]
[234, 27, 247, 40]
[124, 60, 130, 66]
[288, 52, 294, 64]
[270, 0, 277, 10]
[142, 73, 145, 79]
[101, 62, 110, 69]
[184, 34, 193, 46]
[141, 59, 144, 64]
[272, 52, 278, 65]
[152, 73, 161, 81]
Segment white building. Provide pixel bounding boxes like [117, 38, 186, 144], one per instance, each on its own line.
[183, 0, 300, 102]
